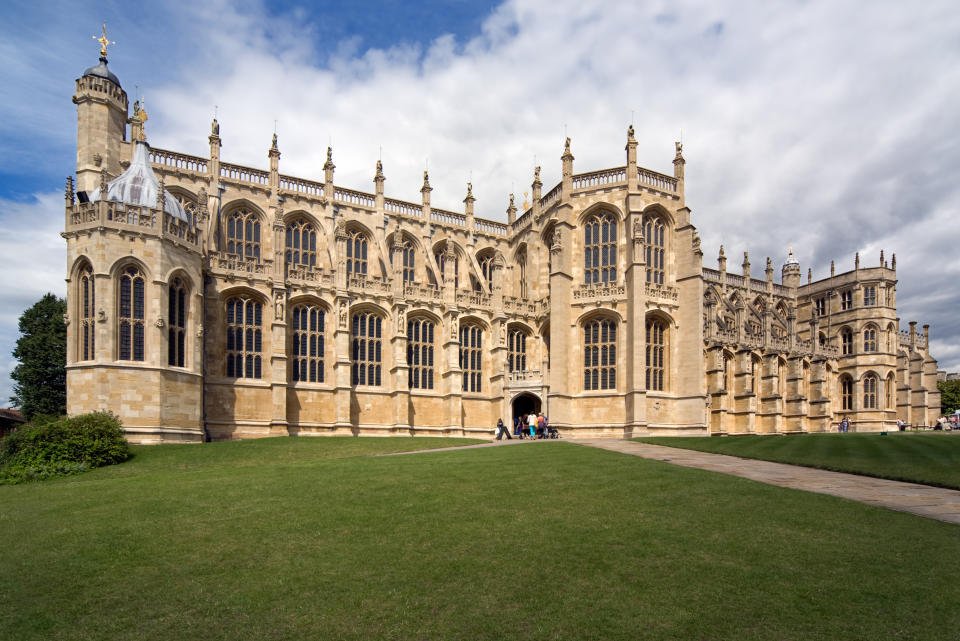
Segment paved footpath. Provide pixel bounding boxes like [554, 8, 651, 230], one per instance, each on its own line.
[387, 438, 960, 525]
[572, 439, 960, 526]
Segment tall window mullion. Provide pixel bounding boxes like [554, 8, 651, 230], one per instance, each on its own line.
[79, 266, 95, 361]
[584, 214, 618, 285]
[460, 324, 483, 392]
[352, 311, 381, 386]
[645, 318, 666, 391]
[407, 318, 434, 389]
[584, 318, 617, 390]
[286, 219, 317, 268]
[118, 266, 145, 362]
[292, 304, 325, 383]
[508, 329, 527, 372]
[226, 296, 263, 378]
[167, 278, 187, 367]
[227, 209, 261, 263]
[348, 231, 368, 277]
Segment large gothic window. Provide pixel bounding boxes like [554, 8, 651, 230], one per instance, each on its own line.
[226, 208, 261, 262]
[347, 230, 368, 276]
[508, 329, 527, 372]
[226, 296, 262, 378]
[644, 215, 665, 285]
[863, 374, 878, 409]
[78, 264, 95, 361]
[407, 317, 434, 390]
[459, 323, 483, 393]
[645, 318, 666, 391]
[292, 304, 324, 382]
[584, 213, 617, 284]
[167, 277, 187, 367]
[840, 376, 854, 410]
[286, 219, 317, 268]
[118, 265, 145, 361]
[352, 312, 382, 386]
[584, 318, 617, 390]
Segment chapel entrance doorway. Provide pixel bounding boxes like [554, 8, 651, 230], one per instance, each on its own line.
[511, 393, 541, 426]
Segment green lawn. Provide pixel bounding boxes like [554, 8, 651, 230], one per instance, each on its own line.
[1, 437, 958, 640]
[634, 432, 960, 489]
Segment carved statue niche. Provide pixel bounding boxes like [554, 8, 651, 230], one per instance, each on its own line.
[550, 227, 563, 254]
[338, 300, 348, 328]
[334, 217, 348, 241]
[397, 307, 405, 330]
[274, 291, 285, 320]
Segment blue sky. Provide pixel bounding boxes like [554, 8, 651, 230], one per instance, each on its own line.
[1, 0, 958, 405]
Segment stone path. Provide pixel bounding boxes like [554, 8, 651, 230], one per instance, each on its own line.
[572, 439, 960, 526]
[386, 437, 960, 525]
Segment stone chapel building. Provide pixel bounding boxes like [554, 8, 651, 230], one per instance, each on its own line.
[63, 51, 942, 443]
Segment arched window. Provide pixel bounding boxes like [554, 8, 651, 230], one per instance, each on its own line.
[508, 329, 527, 372]
[841, 328, 853, 355]
[436, 249, 459, 289]
[584, 213, 617, 284]
[292, 304, 324, 383]
[347, 230, 368, 276]
[407, 317, 434, 390]
[402, 242, 415, 283]
[118, 265, 145, 361]
[584, 318, 617, 390]
[167, 277, 187, 367]
[863, 374, 878, 409]
[78, 264, 95, 361]
[644, 215, 665, 285]
[646, 318, 666, 391]
[479, 254, 494, 290]
[459, 323, 483, 392]
[886, 373, 895, 408]
[351, 311, 382, 386]
[226, 296, 262, 378]
[286, 219, 317, 268]
[841, 376, 854, 410]
[517, 250, 527, 298]
[863, 326, 877, 352]
[226, 208, 261, 262]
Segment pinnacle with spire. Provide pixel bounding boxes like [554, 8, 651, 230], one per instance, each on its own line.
[323, 146, 335, 171]
[421, 170, 431, 193]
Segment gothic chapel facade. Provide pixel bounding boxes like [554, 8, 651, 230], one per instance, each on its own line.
[63, 52, 942, 443]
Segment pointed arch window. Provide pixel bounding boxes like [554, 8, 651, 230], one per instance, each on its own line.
[508, 329, 527, 372]
[352, 312, 382, 386]
[644, 215, 665, 285]
[645, 318, 666, 391]
[226, 296, 262, 378]
[393, 239, 415, 282]
[584, 213, 617, 285]
[407, 317, 434, 390]
[841, 376, 854, 410]
[841, 328, 853, 355]
[886, 373, 895, 408]
[292, 304, 324, 382]
[863, 326, 877, 352]
[118, 265, 145, 361]
[584, 317, 617, 390]
[347, 230, 368, 277]
[517, 250, 527, 298]
[459, 323, 483, 392]
[286, 219, 317, 268]
[167, 277, 187, 367]
[78, 264, 95, 361]
[863, 374, 878, 409]
[226, 208, 261, 262]
[479, 254, 494, 290]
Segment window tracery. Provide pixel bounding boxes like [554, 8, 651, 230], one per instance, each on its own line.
[407, 317, 434, 389]
[78, 264, 95, 361]
[286, 219, 317, 268]
[168, 277, 186, 367]
[584, 213, 617, 284]
[292, 304, 324, 382]
[508, 329, 527, 372]
[646, 318, 666, 391]
[347, 230, 368, 276]
[118, 265, 145, 361]
[584, 317, 617, 390]
[352, 311, 382, 386]
[226, 208, 261, 262]
[459, 323, 483, 392]
[644, 215, 665, 285]
[226, 296, 262, 378]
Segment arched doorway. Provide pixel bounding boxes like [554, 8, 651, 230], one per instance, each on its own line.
[511, 393, 542, 427]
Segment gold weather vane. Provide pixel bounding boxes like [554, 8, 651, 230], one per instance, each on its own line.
[93, 23, 115, 58]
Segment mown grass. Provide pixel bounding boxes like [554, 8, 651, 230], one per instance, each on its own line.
[1, 437, 958, 640]
[634, 432, 960, 489]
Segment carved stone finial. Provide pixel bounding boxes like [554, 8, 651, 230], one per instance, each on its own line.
[766, 257, 772, 270]
[421, 170, 431, 192]
[375, 160, 385, 181]
[509, 193, 515, 207]
[465, 182, 474, 200]
[627, 124, 635, 139]
[807, 267, 812, 283]
[830, 260, 835, 276]
[271, 132, 278, 150]
[855, 252, 860, 269]
[211, 118, 219, 136]
[533, 166, 541, 182]
[880, 249, 885, 266]
[675, 141, 684, 161]
[718, 245, 726, 259]
[324, 147, 335, 171]
[891, 253, 897, 270]
[65, 176, 74, 205]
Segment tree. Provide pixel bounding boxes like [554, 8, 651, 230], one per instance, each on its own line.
[938, 380, 960, 415]
[10, 293, 67, 420]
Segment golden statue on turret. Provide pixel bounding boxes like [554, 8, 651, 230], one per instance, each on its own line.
[93, 23, 115, 58]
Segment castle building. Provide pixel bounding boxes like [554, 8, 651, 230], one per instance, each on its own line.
[63, 50, 942, 443]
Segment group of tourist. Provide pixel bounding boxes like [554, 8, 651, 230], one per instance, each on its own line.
[494, 413, 555, 440]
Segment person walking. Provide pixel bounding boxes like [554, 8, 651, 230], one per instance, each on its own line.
[495, 418, 511, 440]
[528, 412, 538, 439]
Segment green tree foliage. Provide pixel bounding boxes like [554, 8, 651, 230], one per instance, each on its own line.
[0, 411, 130, 483]
[10, 293, 66, 419]
[938, 380, 960, 415]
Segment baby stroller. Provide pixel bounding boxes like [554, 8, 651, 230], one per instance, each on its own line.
[546, 424, 560, 439]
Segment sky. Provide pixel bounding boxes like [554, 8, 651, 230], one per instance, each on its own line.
[0, 0, 958, 405]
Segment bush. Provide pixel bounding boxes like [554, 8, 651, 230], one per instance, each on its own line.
[0, 411, 130, 484]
